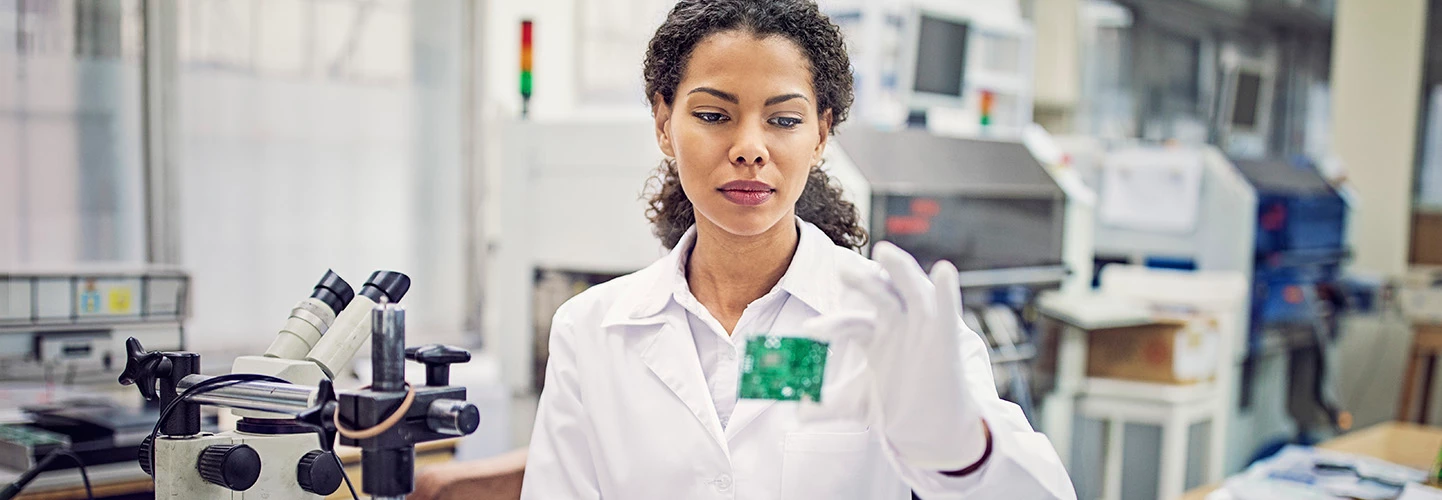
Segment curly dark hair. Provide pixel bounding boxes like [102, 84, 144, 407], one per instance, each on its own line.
[641, 0, 868, 250]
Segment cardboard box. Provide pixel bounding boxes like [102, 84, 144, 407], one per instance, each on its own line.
[1412, 211, 1442, 265]
[1086, 318, 1220, 385]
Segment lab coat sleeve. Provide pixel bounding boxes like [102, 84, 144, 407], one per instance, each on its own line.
[520, 308, 602, 499]
[886, 324, 1078, 500]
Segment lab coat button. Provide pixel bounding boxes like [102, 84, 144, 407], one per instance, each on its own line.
[714, 473, 733, 492]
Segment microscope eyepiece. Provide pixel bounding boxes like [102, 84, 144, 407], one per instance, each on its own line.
[311, 270, 356, 315]
[359, 271, 411, 304]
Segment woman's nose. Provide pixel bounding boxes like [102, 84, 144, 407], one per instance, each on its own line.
[728, 122, 769, 167]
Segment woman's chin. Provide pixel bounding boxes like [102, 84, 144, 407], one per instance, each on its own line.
[706, 211, 791, 239]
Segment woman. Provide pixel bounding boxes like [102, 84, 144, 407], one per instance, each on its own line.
[521, 1, 1074, 498]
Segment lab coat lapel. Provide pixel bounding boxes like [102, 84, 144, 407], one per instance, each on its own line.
[635, 314, 730, 455]
[724, 399, 776, 441]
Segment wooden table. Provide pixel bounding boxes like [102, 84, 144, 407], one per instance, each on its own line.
[13, 439, 457, 500]
[1180, 422, 1442, 500]
[1400, 323, 1442, 423]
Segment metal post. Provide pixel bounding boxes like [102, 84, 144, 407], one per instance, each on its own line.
[372, 303, 406, 392]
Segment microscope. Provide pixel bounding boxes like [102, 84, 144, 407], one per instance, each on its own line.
[116, 270, 479, 499]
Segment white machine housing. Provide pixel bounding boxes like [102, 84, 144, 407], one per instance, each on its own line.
[825, 0, 1034, 135]
[1056, 137, 1257, 349]
[0, 267, 188, 383]
[487, 119, 666, 394]
[1053, 136, 1312, 476]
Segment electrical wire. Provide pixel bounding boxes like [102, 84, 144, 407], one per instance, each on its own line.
[0, 447, 94, 500]
[294, 414, 360, 500]
[332, 449, 360, 500]
[143, 373, 364, 500]
[145, 374, 289, 478]
[55, 450, 92, 500]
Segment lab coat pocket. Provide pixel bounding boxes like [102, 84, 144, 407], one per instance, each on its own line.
[780, 429, 874, 498]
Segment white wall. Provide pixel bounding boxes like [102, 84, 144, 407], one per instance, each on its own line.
[1332, 0, 1428, 277]
[175, 0, 468, 354]
[1, 1, 148, 268]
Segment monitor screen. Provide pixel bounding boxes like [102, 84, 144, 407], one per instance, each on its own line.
[912, 15, 969, 97]
[1232, 71, 1263, 128]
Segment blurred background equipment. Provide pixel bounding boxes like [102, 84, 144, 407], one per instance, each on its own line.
[0, 268, 188, 384]
[5, 0, 1442, 498]
[0, 267, 188, 496]
[824, 127, 1094, 421]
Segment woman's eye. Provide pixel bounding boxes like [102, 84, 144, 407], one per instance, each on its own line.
[770, 116, 802, 128]
[694, 112, 728, 123]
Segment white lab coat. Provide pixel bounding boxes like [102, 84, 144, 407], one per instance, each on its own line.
[521, 219, 1076, 499]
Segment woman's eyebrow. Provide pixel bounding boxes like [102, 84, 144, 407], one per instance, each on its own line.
[764, 93, 809, 106]
[687, 87, 739, 103]
[686, 88, 811, 107]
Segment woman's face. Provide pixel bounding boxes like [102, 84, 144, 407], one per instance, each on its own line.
[654, 30, 831, 240]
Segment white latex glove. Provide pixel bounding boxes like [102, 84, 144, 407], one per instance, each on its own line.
[803, 242, 988, 471]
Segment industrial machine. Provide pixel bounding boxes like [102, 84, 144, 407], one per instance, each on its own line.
[1055, 4, 1347, 490]
[1058, 138, 1353, 484]
[0, 268, 189, 485]
[111, 272, 480, 500]
[825, 127, 1096, 421]
[488, 119, 664, 395]
[826, 0, 1035, 134]
[0, 267, 189, 383]
[1229, 156, 1351, 436]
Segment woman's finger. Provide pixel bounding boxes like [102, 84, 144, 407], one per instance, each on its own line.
[929, 260, 963, 321]
[838, 264, 906, 317]
[871, 242, 935, 313]
[800, 313, 879, 345]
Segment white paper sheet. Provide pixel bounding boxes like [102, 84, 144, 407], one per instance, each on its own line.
[1400, 482, 1442, 500]
[1098, 148, 1205, 233]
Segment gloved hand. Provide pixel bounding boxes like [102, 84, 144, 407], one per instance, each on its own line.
[802, 242, 988, 471]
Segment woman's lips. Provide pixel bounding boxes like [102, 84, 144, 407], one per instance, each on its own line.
[718, 180, 775, 206]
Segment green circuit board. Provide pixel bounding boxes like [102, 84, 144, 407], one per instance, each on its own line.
[737, 335, 828, 402]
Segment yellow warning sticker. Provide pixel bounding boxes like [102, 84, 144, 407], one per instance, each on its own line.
[107, 287, 134, 314]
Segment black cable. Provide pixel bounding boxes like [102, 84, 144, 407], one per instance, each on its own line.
[147, 374, 359, 500]
[55, 450, 92, 500]
[333, 451, 360, 500]
[0, 447, 94, 500]
[295, 419, 359, 500]
[145, 374, 289, 478]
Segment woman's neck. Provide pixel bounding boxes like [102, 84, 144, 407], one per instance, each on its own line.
[686, 215, 799, 335]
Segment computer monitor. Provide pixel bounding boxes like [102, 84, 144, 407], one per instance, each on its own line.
[913, 15, 969, 97]
[1231, 69, 1263, 129]
[900, 9, 971, 109]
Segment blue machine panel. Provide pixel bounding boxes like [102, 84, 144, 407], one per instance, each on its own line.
[1232, 156, 1349, 353]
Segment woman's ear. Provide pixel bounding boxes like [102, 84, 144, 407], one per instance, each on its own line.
[653, 95, 675, 158]
[813, 109, 833, 163]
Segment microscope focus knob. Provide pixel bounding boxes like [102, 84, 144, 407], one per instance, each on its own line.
[405, 344, 471, 386]
[297, 450, 343, 495]
[137, 436, 154, 477]
[197, 444, 261, 491]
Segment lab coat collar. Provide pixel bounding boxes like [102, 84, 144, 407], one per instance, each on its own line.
[600, 217, 843, 328]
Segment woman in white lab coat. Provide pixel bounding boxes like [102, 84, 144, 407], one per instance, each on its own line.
[520, 1, 1075, 498]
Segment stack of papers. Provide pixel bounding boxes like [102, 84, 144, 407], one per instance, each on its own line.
[1209, 445, 1428, 500]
